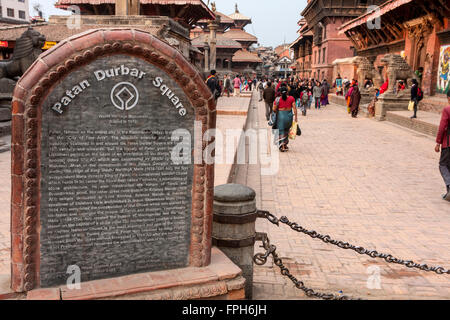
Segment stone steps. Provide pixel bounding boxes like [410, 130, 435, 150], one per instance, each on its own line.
[0, 121, 11, 138]
[385, 111, 440, 137]
[330, 94, 441, 137]
[419, 95, 448, 114]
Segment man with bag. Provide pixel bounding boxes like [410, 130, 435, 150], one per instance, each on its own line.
[410, 78, 423, 119]
[435, 90, 450, 201]
[206, 70, 221, 101]
[263, 81, 276, 121]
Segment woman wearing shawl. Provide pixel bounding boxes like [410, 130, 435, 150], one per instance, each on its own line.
[335, 74, 343, 96]
[349, 82, 361, 118]
[273, 86, 298, 152]
[320, 79, 330, 107]
[345, 80, 355, 114]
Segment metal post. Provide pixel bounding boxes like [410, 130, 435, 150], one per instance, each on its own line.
[212, 184, 256, 300]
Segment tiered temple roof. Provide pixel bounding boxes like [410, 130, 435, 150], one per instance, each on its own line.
[232, 49, 262, 63]
[191, 33, 242, 49]
[55, 0, 215, 27]
[198, 11, 235, 32]
[222, 28, 257, 44]
[228, 4, 251, 29]
[190, 3, 261, 68]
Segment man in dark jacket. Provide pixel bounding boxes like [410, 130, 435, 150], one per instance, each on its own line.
[410, 78, 419, 119]
[435, 90, 450, 201]
[263, 81, 276, 121]
[206, 70, 221, 101]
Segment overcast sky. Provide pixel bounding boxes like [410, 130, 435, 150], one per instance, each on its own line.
[31, 0, 307, 47]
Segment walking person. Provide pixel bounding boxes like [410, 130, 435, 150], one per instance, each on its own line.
[435, 90, 450, 201]
[345, 80, 356, 114]
[223, 74, 232, 97]
[349, 81, 361, 118]
[258, 81, 264, 101]
[320, 79, 330, 107]
[335, 74, 343, 96]
[410, 78, 419, 119]
[307, 81, 313, 109]
[233, 75, 241, 97]
[206, 70, 221, 101]
[300, 86, 309, 116]
[273, 86, 298, 152]
[313, 80, 322, 109]
[263, 81, 276, 121]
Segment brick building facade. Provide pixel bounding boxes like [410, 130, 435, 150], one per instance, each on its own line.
[291, 0, 385, 81]
[340, 0, 450, 101]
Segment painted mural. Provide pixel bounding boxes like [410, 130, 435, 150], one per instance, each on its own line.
[437, 45, 450, 94]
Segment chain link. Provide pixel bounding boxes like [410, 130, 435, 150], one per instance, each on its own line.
[254, 233, 357, 300]
[256, 211, 450, 276]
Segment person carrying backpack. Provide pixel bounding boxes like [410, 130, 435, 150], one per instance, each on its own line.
[410, 78, 423, 119]
[435, 90, 450, 201]
[206, 70, 221, 101]
[301, 88, 309, 116]
[258, 81, 264, 101]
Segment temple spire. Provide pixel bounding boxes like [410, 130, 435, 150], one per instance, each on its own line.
[235, 3, 239, 13]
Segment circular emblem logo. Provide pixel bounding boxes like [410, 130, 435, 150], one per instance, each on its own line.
[110, 82, 139, 111]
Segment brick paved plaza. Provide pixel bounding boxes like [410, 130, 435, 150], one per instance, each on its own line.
[239, 96, 450, 300]
[1, 96, 450, 299]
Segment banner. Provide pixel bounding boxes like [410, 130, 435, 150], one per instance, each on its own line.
[437, 45, 450, 94]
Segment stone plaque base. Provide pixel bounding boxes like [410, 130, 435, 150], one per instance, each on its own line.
[375, 93, 411, 121]
[26, 248, 245, 300]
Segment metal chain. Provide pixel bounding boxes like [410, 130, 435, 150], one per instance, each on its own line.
[254, 233, 357, 300]
[257, 210, 450, 276]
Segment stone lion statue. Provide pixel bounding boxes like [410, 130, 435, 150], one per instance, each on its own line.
[380, 54, 417, 93]
[0, 27, 46, 80]
[354, 56, 383, 89]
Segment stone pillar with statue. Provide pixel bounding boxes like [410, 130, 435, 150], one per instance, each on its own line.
[0, 28, 46, 151]
[374, 54, 418, 121]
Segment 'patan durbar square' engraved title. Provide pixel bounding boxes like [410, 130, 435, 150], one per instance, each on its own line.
[51, 64, 187, 116]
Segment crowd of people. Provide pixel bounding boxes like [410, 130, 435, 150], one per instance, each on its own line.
[206, 70, 450, 201]
[258, 76, 333, 152]
[220, 74, 258, 98]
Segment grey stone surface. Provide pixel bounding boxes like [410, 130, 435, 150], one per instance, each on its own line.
[39, 55, 195, 287]
[213, 200, 256, 215]
[214, 184, 256, 203]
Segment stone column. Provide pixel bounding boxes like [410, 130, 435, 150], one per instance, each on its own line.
[208, 21, 218, 71]
[213, 184, 257, 300]
[204, 43, 210, 73]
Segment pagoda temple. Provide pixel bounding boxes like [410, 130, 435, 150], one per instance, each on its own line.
[290, 0, 386, 81]
[0, 0, 215, 66]
[191, 4, 262, 77]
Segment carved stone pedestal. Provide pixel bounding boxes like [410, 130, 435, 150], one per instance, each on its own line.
[375, 93, 411, 121]
[26, 248, 245, 300]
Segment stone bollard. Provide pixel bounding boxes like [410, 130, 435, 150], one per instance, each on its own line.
[213, 184, 256, 300]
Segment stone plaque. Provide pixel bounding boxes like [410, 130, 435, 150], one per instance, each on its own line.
[40, 55, 194, 287]
[11, 29, 216, 292]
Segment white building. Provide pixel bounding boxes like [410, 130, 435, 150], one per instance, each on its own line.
[0, 0, 30, 24]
